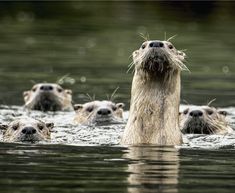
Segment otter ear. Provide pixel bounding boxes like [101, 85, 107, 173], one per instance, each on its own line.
[65, 89, 72, 95]
[132, 50, 139, 58]
[218, 110, 228, 116]
[0, 124, 8, 131]
[23, 91, 30, 97]
[178, 50, 186, 60]
[46, 123, 54, 130]
[74, 104, 83, 111]
[23, 91, 31, 103]
[116, 103, 125, 109]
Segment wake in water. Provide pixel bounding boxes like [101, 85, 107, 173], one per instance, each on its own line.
[0, 105, 234, 148]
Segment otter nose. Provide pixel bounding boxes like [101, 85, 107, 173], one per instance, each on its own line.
[189, 110, 203, 117]
[22, 127, 37, 135]
[40, 85, 53, 91]
[149, 41, 164, 48]
[97, 108, 111, 116]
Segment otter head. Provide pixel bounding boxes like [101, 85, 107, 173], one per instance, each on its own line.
[180, 106, 232, 134]
[0, 118, 54, 143]
[23, 83, 73, 111]
[133, 40, 186, 79]
[74, 100, 125, 125]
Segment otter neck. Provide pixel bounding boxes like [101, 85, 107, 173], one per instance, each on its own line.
[122, 69, 182, 145]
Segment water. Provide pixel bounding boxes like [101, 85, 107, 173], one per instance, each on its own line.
[0, 2, 235, 193]
[0, 144, 235, 193]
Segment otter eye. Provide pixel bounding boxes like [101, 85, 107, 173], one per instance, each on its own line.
[168, 44, 174, 49]
[141, 44, 146, 49]
[57, 88, 63, 93]
[183, 109, 188, 115]
[38, 124, 44, 130]
[86, 106, 94, 113]
[112, 106, 117, 111]
[32, 87, 37, 92]
[207, 110, 214, 115]
[12, 124, 18, 131]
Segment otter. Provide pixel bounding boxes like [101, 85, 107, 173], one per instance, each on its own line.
[180, 105, 233, 134]
[121, 39, 187, 145]
[73, 100, 125, 125]
[0, 118, 54, 143]
[23, 83, 73, 111]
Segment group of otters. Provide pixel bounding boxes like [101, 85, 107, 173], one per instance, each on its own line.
[0, 39, 233, 145]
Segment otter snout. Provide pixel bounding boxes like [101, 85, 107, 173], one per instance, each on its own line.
[21, 127, 37, 135]
[149, 41, 164, 48]
[132, 40, 187, 76]
[189, 110, 203, 118]
[97, 108, 112, 116]
[40, 85, 54, 92]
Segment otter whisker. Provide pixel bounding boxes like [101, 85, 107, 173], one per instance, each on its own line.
[30, 80, 37, 85]
[167, 34, 177, 42]
[127, 61, 135, 73]
[207, 98, 216, 106]
[139, 32, 150, 41]
[85, 93, 94, 102]
[180, 49, 187, 52]
[182, 99, 189, 105]
[164, 32, 167, 41]
[110, 87, 119, 101]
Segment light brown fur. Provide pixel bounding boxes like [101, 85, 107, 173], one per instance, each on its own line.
[121, 40, 187, 145]
[180, 105, 233, 134]
[74, 100, 125, 125]
[0, 118, 54, 143]
[23, 83, 73, 111]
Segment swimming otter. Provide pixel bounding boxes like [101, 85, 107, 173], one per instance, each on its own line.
[74, 100, 125, 125]
[23, 83, 73, 111]
[0, 118, 54, 143]
[121, 39, 187, 145]
[180, 105, 233, 134]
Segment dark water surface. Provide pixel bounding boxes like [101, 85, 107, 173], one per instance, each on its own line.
[0, 1, 234, 106]
[0, 144, 235, 193]
[0, 2, 235, 193]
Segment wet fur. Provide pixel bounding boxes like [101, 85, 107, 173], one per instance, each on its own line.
[121, 40, 186, 145]
[23, 83, 73, 111]
[180, 106, 233, 134]
[0, 118, 53, 143]
[74, 100, 124, 125]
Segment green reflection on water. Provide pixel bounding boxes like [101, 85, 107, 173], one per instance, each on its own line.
[0, 2, 234, 107]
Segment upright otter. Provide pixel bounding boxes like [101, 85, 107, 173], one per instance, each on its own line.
[121, 40, 187, 145]
[23, 83, 73, 111]
[0, 118, 54, 143]
[74, 100, 125, 125]
[180, 105, 233, 134]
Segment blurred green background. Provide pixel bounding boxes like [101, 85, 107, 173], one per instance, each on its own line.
[0, 1, 234, 107]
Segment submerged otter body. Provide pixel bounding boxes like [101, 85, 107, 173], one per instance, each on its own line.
[23, 83, 73, 111]
[74, 100, 125, 125]
[0, 118, 54, 143]
[180, 105, 233, 134]
[121, 40, 187, 145]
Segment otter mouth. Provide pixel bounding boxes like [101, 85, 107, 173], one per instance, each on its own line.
[141, 49, 171, 74]
[33, 93, 62, 111]
[93, 115, 123, 126]
[18, 135, 40, 143]
[182, 118, 213, 134]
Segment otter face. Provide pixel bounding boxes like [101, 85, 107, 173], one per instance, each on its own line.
[23, 83, 73, 111]
[74, 100, 125, 125]
[0, 118, 54, 143]
[133, 40, 186, 75]
[180, 106, 232, 134]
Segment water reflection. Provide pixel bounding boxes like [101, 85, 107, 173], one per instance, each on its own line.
[124, 146, 179, 193]
[0, 2, 234, 106]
